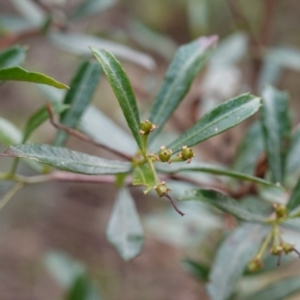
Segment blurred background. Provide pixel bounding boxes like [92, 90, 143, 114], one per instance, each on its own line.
[1, 0, 300, 299]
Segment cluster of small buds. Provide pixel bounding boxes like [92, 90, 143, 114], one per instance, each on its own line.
[177, 146, 195, 163]
[153, 181, 171, 197]
[247, 257, 263, 272]
[158, 146, 173, 163]
[273, 203, 287, 218]
[139, 120, 157, 135]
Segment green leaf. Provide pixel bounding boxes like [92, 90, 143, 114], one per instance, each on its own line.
[91, 48, 143, 151]
[0, 66, 69, 89]
[260, 86, 292, 184]
[183, 189, 268, 222]
[242, 276, 300, 300]
[156, 162, 276, 188]
[167, 94, 261, 153]
[149, 35, 218, 140]
[37, 85, 136, 156]
[44, 251, 84, 289]
[23, 102, 68, 142]
[67, 274, 100, 300]
[286, 125, 300, 176]
[12, 0, 45, 26]
[287, 177, 300, 212]
[182, 259, 210, 281]
[0, 45, 27, 69]
[69, 0, 117, 19]
[207, 224, 269, 300]
[106, 187, 144, 260]
[0, 117, 22, 146]
[54, 60, 102, 146]
[6, 144, 132, 175]
[132, 163, 156, 194]
[232, 122, 264, 175]
[49, 32, 155, 70]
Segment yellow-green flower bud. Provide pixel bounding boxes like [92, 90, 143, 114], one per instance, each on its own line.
[270, 244, 283, 255]
[177, 146, 195, 163]
[273, 204, 287, 218]
[158, 146, 173, 163]
[139, 120, 157, 135]
[247, 257, 263, 272]
[154, 181, 171, 197]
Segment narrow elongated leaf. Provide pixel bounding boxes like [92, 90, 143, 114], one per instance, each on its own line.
[261, 86, 292, 183]
[106, 187, 144, 260]
[54, 61, 102, 146]
[0, 67, 69, 89]
[242, 276, 300, 300]
[91, 48, 143, 150]
[183, 189, 268, 222]
[49, 32, 155, 70]
[5, 144, 132, 175]
[287, 178, 300, 212]
[0, 117, 22, 145]
[67, 274, 101, 300]
[132, 163, 156, 193]
[23, 102, 68, 142]
[156, 162, 276, 187]
[0, 45, 27, 69]
[207, 224, 269, 300]
[149, 35, 218, 140]
[167, 94, 261, 153]
[232, 122, 264, 175]
[70, 0, 117, 19]
[286, 125, 300, 175]
[182, 259, 210, 281]
[37, 85, 136, 156]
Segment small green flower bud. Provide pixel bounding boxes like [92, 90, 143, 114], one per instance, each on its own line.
[139, 120, 157, 135]
[177, 146, 195, 163]
[158, 146, 173, 163]
[270, 245, 283, 255]
[154, 181, 171, 197]
[273, 204, 287, 218]
[247, 257, 263, 272]
[282, 242, 295, 254]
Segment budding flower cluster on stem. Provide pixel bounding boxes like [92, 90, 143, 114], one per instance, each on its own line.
[158, 146, 173, 163]
[177, 146, 195, 163]
[139, 120, 157, 135]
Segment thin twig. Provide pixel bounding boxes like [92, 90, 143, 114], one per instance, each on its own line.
[47, 104, 132, 161]
[163, 192, 185, 217]
[0, 182, 25, 211]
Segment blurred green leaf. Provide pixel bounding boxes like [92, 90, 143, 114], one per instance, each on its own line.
[128, 20, 177, 60]
[49, 32, 155, 70]
[167, 94, 261, 154]
[70, 0, 117, 19]
[286, 126, 300, 176]
[0, 66, 69, 89]
[149, 35, 218, 140]
[54, 60, 102, 146]
[132, 163, 156, 193]
[287, 178, 300, 212]
[91, 48, 143, 151]
[6, 144, 132, 175]
[182, 258, 210, 281]
[37, 85, 136, 156]
[0, 117, 22, 146]
[23, 102, 68, 142]
[0, 45, 27, 69]
[11, 0, 45, 26]
[207, 224, 269, 300]
[157, 162, 276, 187]
[67, 274, 100, 300]
[241, 276, 300, 300]
[0, 15, 33, 32]
[232, 122, 264, 175]
[260, 86, 291, 184]
[183, 189, 268, 222]
[44, 251, 84, 289]
[106, 187, 144, 260]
